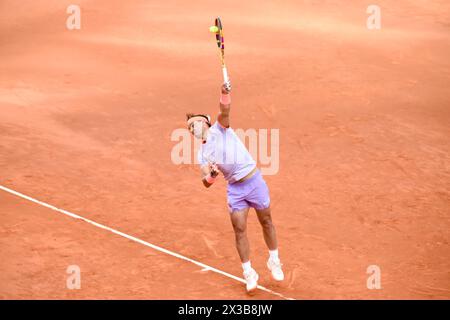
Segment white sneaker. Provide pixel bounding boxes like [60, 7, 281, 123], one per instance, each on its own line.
[243, 268, 259, 293]
[267, 258, 284, 281]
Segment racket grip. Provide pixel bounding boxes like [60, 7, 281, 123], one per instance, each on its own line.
[222, 66, 229, 83]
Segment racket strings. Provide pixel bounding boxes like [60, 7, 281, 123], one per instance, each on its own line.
[215, 18, 225, 66]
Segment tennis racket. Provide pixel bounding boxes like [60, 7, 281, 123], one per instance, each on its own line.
[214, 17, 229, 84]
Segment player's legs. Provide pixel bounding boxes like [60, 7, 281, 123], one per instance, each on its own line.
[229, 207, 259, 292]
[244, 171, 278, 251]
[229, 207, 250, 262]
[255, 206, 278, 251]
[256, 206, 284, 281]
[244, 170, 284, 282]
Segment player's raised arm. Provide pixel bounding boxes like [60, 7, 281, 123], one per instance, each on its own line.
[218, 81, 232, 128]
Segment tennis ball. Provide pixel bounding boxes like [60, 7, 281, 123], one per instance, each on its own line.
[209, 26, 219, 33]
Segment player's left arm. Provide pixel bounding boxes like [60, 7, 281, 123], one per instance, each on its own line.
[200, 162, 220, 188]
[217, 81, 232, 128]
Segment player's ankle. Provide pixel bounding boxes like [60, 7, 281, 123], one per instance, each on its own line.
[269, 249, 279, 261]
[242, 261, 253, 273]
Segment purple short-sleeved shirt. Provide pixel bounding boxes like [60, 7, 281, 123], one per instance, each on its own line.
[197, 121, 256, 184]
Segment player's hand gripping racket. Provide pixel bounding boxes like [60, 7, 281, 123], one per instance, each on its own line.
[206, 154, 219, 178]
[211, 17, 230, 86]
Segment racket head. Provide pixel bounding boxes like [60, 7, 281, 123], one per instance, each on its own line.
[215, 17, 224, 54]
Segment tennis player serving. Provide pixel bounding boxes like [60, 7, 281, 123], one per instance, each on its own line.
[186, 81, 284, 293]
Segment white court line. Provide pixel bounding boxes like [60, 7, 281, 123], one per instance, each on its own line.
[0, 185, 295, 300]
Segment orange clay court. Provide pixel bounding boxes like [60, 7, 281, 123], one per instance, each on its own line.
[0, 0, 449, 299]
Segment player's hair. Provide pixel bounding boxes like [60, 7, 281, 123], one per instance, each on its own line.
[186, 113, 212, 127]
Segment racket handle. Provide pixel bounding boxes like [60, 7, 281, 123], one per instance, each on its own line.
[222, 66, 229, 83]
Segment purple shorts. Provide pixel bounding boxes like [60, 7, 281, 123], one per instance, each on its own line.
[227, 169, 271, 213]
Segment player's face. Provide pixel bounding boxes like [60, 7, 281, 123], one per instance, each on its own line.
[188, 119, 208, 140]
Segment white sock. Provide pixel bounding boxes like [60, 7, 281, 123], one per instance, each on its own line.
[269, 249, 279, 261]
[242, 261, 252, 273]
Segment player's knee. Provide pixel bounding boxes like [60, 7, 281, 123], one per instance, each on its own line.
[233, 223, 247, 237]
[260, 215, 273, 229]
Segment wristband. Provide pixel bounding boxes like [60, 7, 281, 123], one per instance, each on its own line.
[220, 93, 231, 105]
[205, 174, 216, 184]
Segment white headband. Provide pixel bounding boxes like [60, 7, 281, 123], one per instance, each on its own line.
[187, 115, 210, 128]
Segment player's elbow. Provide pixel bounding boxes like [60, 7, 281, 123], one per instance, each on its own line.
[218, 113, 230, 128]
[220, 105, 231, 115]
